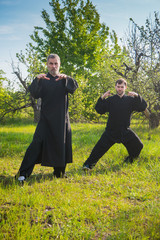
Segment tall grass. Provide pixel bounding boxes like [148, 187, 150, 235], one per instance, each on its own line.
[0, 119, 160, 239]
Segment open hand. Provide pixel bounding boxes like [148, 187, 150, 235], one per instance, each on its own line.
[101, 90, 112, 99]
[56, 74, 67, 81]
[128, 91, 138, 97]
[37, 74, 50, 80]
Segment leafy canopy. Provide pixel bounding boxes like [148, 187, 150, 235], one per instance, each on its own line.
[30, 0, 109, 75]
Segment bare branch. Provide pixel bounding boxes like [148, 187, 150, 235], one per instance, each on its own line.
[111, 65, 125, 78]
[0, 103, 32, 121]
[11, 61, 28, 91]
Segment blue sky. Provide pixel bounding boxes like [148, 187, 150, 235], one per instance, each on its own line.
[0, 0, 160, 80]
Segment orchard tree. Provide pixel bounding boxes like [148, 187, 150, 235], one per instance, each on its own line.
[0, 70, 8, 120]
[112, 12, 160, 128]
[81, 30, 129, 121]
[0, 70, 27, 121]
[0, 47, 46, 122]
[127, 12, 160, 128]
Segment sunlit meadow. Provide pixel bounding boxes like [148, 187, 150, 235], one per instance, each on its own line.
[0, 118, 160, 239]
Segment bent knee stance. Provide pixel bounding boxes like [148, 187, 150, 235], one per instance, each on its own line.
[124, 138, 143, 159]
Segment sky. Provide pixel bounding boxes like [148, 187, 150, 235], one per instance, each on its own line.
[0, 0, 160, 81]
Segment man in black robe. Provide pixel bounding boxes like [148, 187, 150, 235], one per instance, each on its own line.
[83, 78, 147, 170]
[16, 54, 78, 182]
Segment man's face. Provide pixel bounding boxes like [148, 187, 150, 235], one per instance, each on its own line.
[47, 57, 60, 76]
[115, 83, 127, 97]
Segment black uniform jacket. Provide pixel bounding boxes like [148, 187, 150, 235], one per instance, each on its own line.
[28, 73, 78, 167]
[95, 94, 147, 143]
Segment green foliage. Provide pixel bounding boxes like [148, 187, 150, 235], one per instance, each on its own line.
[16, 44, 47, 81]
[13, 0, 127, 122]
[0, 47, 46, 122]
[0, 121, 160, 239]
[30, 0, 109, 75]
[78, 33, 128, 121]
[0, 70, 14, 120]
[0, 83, 32, 121]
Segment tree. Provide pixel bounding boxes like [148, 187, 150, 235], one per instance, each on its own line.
[112, 12, 160, 128]
[0, 70, 7, 120]
[0, 47, 46, 122]
[30, 0, 109, 76]
[1, 0, 126, 122]
[81, 30, 129, 121]
[13, 0, 111, 122]
[15, 44, 47, 122]
[0, 69, 32, 121]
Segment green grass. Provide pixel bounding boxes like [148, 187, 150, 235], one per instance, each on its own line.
[0, 119, 160, 239]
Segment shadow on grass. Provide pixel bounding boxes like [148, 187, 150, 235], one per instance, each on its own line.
[0, 161, 132, 187]
[0, 173, 54, 188]
[0, 175, 16, 187]
[29, 172, 54, 184]
[68, 161, 127, 178]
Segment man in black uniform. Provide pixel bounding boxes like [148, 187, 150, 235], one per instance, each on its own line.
[83, 78, 147, 170]
[16, 54, 78, 182]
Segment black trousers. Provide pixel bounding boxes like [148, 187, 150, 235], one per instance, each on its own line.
[84, 130, 143, 167]
[17, 138, 66, 178]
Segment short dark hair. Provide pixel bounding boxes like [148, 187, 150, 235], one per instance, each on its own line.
[47, 54, 60, 62]
[115, 78, 127, 86]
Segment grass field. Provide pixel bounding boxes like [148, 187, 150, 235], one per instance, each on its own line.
[0, 119, 160, 239]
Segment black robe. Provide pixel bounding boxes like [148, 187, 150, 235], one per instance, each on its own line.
[28, 73, 78, 167]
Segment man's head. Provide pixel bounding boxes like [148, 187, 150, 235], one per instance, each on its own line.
[115, 78, 127, 97]
[47, 54, 61, 76]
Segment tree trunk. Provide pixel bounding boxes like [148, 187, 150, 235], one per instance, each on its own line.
[33, 107, 40, 123]
[33, 98, 41, 123]
[149, 113, 159, 129]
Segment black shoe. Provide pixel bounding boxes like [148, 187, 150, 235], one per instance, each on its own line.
[124, 156, 133, 164]
[62, 173, 68, 178]
[53, 171, 67, 178]
[83, 164, 93, 170]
